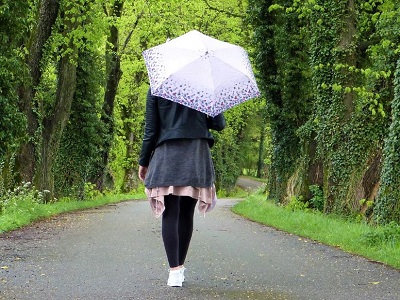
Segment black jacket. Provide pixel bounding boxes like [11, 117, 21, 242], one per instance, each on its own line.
[138, 90, 226, 167]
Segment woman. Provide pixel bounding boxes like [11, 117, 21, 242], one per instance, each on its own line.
[138, 89, 225, 287]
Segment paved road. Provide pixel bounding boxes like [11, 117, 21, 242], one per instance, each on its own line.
[236, 176, 265, 191]
[0, 199, 399, 300]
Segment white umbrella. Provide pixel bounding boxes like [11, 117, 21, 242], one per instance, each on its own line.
[143, 30, 260, 117]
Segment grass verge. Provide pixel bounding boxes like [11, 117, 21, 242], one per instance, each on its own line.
[232, 193, 400, 270]
[0, 192, 146, 234]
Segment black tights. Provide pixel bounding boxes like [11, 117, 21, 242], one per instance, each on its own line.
[162, 195, 197, 268]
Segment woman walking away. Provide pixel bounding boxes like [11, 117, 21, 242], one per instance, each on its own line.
[138, 89, 225, 287]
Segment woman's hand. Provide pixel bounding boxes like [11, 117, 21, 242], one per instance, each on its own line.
[138, 165, 148, 181]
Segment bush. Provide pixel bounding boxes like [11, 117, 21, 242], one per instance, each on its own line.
[0, 182, 47, 215]
[309, 185, 324, 211]
[286, 196, 309, 211]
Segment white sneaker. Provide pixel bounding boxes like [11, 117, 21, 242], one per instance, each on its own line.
[167, 269, 183, 287]
[180, 267, 186, 282]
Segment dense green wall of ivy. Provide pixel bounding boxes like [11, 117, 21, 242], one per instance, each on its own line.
[0, 1, 30, 167]
[55, 49, 105, 198]
[249, 0, 400, 223]
[374, 58, 400, 223]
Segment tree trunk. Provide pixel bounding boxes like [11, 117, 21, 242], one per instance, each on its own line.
[97, 0, 124, 190]
[38, 55, 77, 201]
[305, 134, 324, 199]
[257, 124, 266, 179]
[120, 72, 147, 192]
[118, 12, 145, 192]
[121, 131, 139, 192]
[18, 0, 59, 183]
[325, 0, 357, 212]
[36, 1, 79, 201]
[374, 58, 400, 224]
[257, 105, 268, 178]
[354, 151, 381, 219]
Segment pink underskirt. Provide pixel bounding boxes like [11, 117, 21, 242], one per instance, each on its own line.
[145, 185, 217, 218]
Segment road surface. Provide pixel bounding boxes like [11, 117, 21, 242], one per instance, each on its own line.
[0, 199, 399, 299]
[236, 176, 265, 191]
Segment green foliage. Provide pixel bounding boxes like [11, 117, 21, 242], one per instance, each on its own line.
[46, 0, 107, 63]
[309, 185, 324, 211]
[247, 0, 312, 201]
[240, 105, 271, 178]
[54, 48, 105, 198]
[304, 0, 394, 214]
[360, 222, 400, 248]
[212, 124, 242, 191]
[285, 195, 309, 211]
[0, 0, 31, 157]
[374, 57, 400, 224]
[0, 150, 19, 192]
[248, 0, 400, 223]
[83, 182, 102, 199]
[0, 182, 46, 215]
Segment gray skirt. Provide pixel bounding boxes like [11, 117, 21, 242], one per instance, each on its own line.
[144, 138, 215, 188]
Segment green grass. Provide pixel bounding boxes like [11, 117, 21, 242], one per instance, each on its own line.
[0, 192, 146, 233]
[232, 193, 400, 270]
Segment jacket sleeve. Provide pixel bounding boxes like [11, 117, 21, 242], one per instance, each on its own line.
[207, 113, 226, 131]
[138, 90, 159, 167]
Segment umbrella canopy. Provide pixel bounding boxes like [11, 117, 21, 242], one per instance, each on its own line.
[142, 30, 260, 117]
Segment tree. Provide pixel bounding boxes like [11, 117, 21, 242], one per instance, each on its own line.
[17, 0, 60, 184]
[248, 0, 400, 223]
[96, 0, 125, 191]
[373, 1, 400, 224]
[374, 58, 400, 224]
[55, 48, 105, 198]
[16, 0, 107, 200]
[0, 0, 31, 189]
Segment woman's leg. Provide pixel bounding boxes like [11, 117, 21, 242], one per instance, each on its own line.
[162, 194, 180, 268]
[178, 196, 197, 266]
[162, 195, 197, 268]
